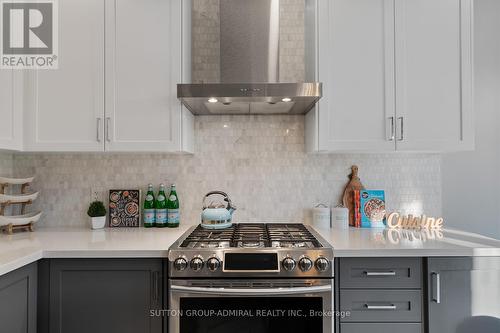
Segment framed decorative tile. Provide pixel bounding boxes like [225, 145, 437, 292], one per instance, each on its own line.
[108, 190, 140, 227]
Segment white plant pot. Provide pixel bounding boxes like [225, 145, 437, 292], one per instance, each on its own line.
[90, 216, 106, 230]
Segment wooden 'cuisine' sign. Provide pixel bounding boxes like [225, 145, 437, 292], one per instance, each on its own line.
[387, 212, 444, 229]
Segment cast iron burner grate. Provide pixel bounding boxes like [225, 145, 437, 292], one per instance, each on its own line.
[180, 223, 322, 248]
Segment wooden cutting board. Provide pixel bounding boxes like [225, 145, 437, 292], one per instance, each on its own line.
[342, 165, 365, 227]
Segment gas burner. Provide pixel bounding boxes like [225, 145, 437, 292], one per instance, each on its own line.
[272, 241, 316, 248]
[180, 226, 234, 248]
[238, 240, 266, 248]
[269, 227, 303, 233]
[184, 241, 231, 249]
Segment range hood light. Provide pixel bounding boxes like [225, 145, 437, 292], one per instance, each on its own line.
[178, 83, 322, 114]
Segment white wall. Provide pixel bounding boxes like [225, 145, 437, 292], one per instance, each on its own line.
[442, 0, 500, 239]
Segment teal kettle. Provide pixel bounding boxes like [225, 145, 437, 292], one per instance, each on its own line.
[201, 191, 236, 229]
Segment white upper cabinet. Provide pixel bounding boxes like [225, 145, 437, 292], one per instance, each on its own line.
[104, 0, 193, 152]
[312, 0, 396, 152]
[394, 0, 473, 151]
[308, 0, 474, 152]
[23, 0, 193, 152]
[23, 0, 105, 152]
[0, 71, 22, 151]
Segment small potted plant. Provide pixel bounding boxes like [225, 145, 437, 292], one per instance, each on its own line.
[87, 200, 107, 229]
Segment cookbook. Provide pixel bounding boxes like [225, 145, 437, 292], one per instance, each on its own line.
[356, 190, 387, 228]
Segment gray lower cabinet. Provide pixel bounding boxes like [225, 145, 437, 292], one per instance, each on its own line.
[0, 263, 37, 333]
[427, 257, 500, 333]
[338, 257, 423, 333]
[44, 258, 163, 333]
[341, 323, 422, 333]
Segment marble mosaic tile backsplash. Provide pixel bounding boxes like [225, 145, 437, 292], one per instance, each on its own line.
[10, 115, 442, 227]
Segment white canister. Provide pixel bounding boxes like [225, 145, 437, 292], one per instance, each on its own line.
[331, 205, 349, 229]
[312, 204, 331, 229]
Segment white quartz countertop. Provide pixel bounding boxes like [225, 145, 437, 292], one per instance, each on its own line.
[314, 227, 500, 257]
[0, 226, 191, 277]
[2, 225, 500, 277]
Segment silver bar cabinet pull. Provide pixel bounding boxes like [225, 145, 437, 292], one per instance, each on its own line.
[398, 116, 404, 141]
[388, 117, 395, 141]
[364, 271, 396, 277]
[431, 272, 441, 303]
[365, 304, 397, 310]
[96, 118, 101, 142]
[106, 117, 111, 142]
[152, 271, 160, 301]
[170, 284, 332, 296]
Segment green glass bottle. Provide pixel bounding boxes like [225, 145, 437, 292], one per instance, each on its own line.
[155, 184, 167, 228]
[166, 184, 180, 228]
[143, 184, 156, 228]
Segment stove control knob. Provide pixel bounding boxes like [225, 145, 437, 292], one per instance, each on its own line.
[298, 257, 313, 272]
[315, 257, 330, 272]
[282, 257, 296, 271]
[190, 257, 204, 271]
[173, 257, 188, 271]
[207, 257, 221, 271]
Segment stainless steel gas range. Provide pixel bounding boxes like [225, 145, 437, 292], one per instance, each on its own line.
[168, 223, 334, 333]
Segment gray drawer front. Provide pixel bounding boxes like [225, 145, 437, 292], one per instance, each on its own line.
[339, 258, 422, 289]
[340, 289, 421, 322]
[341, 323, 422, 333]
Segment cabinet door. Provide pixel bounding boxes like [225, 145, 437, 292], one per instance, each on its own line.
[23, 0, 104, 151]
[0, 263, 37, 333]
[105, 0, 192, 152]
[0, 70, 22, 150]
[311, 0, 396, 152]
[49, 259, 162, 333]
[395, 0, 473, 151]
[427, 257, 500, 333]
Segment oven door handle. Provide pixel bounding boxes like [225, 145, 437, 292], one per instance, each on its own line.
[170, 284, 332, 296]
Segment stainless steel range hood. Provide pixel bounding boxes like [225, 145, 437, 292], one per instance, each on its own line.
[178, 83, 321, 114]
[178, 0, 322, 115]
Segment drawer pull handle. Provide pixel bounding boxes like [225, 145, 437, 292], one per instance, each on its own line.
[364, 271, 396, 276]
[365, 304, 397, 310]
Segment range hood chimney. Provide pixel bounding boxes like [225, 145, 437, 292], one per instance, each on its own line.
[178, 0, 322, 115]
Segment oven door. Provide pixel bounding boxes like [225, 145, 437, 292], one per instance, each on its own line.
[169, 279, 333, 333]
